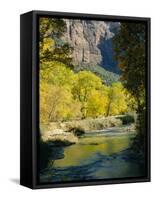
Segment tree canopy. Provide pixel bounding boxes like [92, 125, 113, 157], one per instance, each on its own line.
[113, 22, 146, 152]
[39, 17, 73, 67]
[113, 22, 146, 105]
[39, 18, 134, 124]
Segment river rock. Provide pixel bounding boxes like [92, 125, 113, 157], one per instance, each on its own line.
[41, 129, 78, 144]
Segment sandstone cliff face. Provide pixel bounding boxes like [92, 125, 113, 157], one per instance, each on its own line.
[62, 19, 118, 67]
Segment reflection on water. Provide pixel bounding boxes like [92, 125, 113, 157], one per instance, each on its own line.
[54, 135, 131, 167]
[40, 126, 145, 183]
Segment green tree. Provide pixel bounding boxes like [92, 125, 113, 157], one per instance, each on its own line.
[39, 17, 73, 67]
[113, 22, 146, 99]
[113, 22, 146, 152]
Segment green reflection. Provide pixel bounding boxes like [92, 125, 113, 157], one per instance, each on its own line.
[53, 134, 134, 168]
[40, 127, 146, 183]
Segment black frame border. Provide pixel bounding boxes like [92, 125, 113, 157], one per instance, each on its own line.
[21, 10, 151, 189]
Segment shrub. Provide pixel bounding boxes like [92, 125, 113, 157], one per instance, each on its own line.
[117, 115, 135, 125]
[72, 127, 85, 136]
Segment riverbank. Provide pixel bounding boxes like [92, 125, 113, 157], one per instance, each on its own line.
[41, 129, 78, 145]
[40, 115, 135, 145]
[48, 116, 123, 132]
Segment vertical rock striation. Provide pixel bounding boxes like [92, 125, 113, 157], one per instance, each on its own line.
[62, 19, 119, 72]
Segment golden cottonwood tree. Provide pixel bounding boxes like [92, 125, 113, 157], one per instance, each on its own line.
[39, 17, 131, 124]
[40, 62, 82, 123]
[40, 83, 81, 122]
[106, 82, 128, 116]
[72, 71, 106, 118]
[86, 89, 108, 118]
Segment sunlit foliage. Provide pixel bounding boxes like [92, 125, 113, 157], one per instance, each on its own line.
[106, 82, 128, 116]
[39, 17, 73, 66]
[40, 62, 130, 122]
[39, 17, 134, 124]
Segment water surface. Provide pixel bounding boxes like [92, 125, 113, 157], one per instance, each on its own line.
[40, 126, 145, 183]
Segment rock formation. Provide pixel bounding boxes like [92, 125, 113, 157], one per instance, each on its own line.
[62, 19, 120, 72]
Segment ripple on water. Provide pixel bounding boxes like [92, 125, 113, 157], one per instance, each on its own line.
[40, 127, 145, 183]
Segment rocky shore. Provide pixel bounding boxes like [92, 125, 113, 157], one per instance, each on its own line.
[40, 116, 134, 145]
[41, 129, 78, 145]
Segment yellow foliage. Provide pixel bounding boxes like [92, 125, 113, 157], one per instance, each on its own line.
[40, 61, 75, 88]
[86, 89, 108, 118]
[38, 17, 136, 124]
[106, 82, 128, 116]
[40, 82, 82, 123]
[42, 38, 55, 52]
[40, 62, 133, 122]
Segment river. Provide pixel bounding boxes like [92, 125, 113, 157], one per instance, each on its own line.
[40, 125, 145, 183]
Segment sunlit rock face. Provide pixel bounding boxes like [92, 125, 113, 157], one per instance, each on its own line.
[63, 19, 120, 73]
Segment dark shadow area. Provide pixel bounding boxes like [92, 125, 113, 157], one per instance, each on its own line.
[39, 139, 65, 172]
[98, 38, 120, 74]
[40, 148, 146, 184]
[116, 115, 135, 125]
